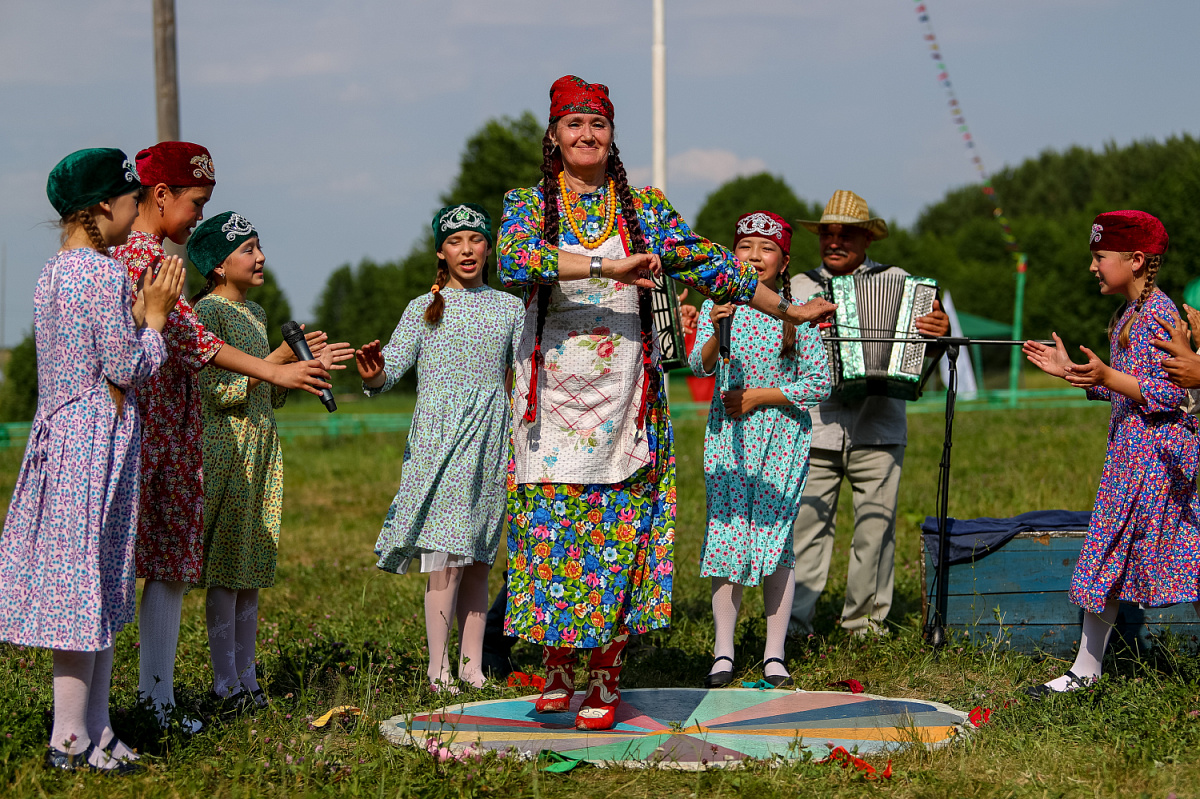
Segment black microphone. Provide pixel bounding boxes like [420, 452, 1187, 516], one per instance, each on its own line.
[280, 320, 336, 413]
[718, 309, 733, 365]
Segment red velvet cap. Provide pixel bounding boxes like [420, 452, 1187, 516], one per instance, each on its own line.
[135, 142, 216, 188]
[734, 210, 792, 254]
[549, 76, 614, 121]
[1089, 210, 1168, 254]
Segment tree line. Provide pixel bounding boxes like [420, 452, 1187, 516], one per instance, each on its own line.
[2, 120, 1196, 419]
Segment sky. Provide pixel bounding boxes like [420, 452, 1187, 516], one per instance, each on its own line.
[1, 0, 1198, 345]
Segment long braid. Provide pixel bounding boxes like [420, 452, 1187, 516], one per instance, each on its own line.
[59, 208, 109, 254]
[1114, 252, 1164, 349]
[523, 127, 560, 424]
[779, 265, 796, 358]
[424, 261, 451, 325]
[609, 142, 655, 429]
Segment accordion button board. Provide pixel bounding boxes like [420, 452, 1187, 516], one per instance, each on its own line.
[825, 273, 939, 402]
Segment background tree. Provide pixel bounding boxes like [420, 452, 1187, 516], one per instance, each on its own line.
[314, 112, 545, 392]
[0, 333, 38, 423]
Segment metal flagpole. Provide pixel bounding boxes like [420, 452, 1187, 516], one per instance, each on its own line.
[152, 0, 186, 262]
[651, 0, 667, 193]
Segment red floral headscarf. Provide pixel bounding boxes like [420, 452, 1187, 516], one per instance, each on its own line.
[549, 75, 614, 121]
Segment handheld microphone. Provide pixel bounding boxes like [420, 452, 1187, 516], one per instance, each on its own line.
[718, 310, 733, 365]
[280, 320, 337, 413]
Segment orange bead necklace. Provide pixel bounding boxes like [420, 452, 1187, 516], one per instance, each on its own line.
[558, 172, 618, 250]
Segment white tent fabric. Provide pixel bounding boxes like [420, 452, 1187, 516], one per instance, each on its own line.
[937, 291, 978, 399]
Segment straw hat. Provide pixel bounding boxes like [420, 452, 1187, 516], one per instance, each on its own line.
[798, 190, 889, 240]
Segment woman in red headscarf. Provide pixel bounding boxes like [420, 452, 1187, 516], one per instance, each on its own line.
[110, 143, 345, 729]
[498, 77, 834, 730]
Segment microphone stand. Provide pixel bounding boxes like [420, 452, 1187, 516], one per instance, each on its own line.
[824, 335, 1046, 649]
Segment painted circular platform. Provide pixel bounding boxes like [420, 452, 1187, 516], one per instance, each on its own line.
[381, 688, 969, 769]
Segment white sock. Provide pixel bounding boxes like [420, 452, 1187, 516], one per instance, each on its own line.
[762, 567, 795, 680]
[455, 564, 490, 688]
[50, 650, 94, 755]
[86, 646, 138, 765]
[425, 567, 464, 687]
[710, 578, 742, 677]
[138, 579, 186, 716]
[205, 587, 241, 698]
[1045, 600, 1119, 691]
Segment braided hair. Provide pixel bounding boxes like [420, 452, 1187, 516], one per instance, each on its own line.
[525, 121, 656, 427]
[778, 264, 797, 358]
[1108, 252, 1164, 349]
[60, 207, 109, 254]
[425, 261, 451, 325]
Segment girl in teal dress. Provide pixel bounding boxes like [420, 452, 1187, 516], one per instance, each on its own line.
[358, 204, 523, 692]
[498, 76, 835, 730]
[689, 212, 830, 689]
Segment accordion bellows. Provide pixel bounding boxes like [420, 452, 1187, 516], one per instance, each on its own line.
[824, 273, 939, 401]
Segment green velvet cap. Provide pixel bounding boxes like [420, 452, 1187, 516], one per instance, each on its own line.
[433, 203, 492, 249]
[186, 211, 257, 277]
[46, 148, 141, 217]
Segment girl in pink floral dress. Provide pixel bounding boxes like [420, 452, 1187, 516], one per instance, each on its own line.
[1023, 210, 1200, 697]
[0, 149, 184, 772]
[111, 142, 333, 728]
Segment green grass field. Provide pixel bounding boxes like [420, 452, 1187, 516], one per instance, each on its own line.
[2, 392, 1199, 797]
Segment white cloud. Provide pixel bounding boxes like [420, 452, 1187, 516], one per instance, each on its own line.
[668, 148, 767, 185]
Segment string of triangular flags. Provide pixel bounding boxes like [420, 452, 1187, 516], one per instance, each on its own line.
[914, 1, 1025, 265]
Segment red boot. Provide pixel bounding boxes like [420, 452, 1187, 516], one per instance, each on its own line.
[575, 628, 629, 731]
[534, 645, 577, 713]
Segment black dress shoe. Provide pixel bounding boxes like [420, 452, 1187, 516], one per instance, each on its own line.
[704, 656, 735, 688]
[1023, 669, 1090, 700]
[762, 658, 794, 689]
[46, 742, 96, 772]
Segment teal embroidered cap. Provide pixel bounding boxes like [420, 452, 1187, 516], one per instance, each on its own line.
[186, 211, 257, 276]
[433, 203, 492, 249]
[46, 148, 141, 217]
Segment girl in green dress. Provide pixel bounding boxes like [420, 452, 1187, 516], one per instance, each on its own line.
[187, 212, 352, 704]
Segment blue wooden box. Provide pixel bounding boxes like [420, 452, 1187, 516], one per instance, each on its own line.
[921, 530, 1200, 657]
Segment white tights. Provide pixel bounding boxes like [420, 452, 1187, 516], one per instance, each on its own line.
[709, 567, 796, 680]
[51, 647, 139, 769]
[138, 579, 186, 717]
[425, 562, 490, 689]
[205, 587, 261, 698]
[1045, 600, 1200, 691]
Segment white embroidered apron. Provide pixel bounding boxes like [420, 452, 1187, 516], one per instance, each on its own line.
[513, 235, 659, 485]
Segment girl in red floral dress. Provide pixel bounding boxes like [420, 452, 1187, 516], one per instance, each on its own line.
[111, 142, 335, 729]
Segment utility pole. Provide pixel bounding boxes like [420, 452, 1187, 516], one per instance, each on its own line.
[651, 0, 667, 193]
[153, 0, 180, 142]
[1, 242, 6, 350]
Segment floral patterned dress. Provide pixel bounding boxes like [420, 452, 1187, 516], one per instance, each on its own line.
[194, 295, 287, 590]
[369, 286, 524, 572]
[111, 231, 224, 584]
[690, 301, 830, 586]
[1071, 289, 1200, 612]
[0, 249, 166, 651]
[499, 184, 758, 648]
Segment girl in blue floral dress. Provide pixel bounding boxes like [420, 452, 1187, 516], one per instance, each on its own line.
[498, 77, 834, 730]
[690, 212, 830, 689]
[359, 205, 523, 692]
[1023, 210, 1200, 696]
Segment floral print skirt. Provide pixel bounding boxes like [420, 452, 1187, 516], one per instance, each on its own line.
[504, 390, 676, 649]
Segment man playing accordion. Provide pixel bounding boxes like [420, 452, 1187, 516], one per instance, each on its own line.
[789, 190, 950, 637]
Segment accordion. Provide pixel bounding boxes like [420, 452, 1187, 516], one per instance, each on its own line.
[821, 272, 939, 401]
[649, 274, 686, 372]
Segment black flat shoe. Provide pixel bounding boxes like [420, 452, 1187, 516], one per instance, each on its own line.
[1023, 669, 1090, 700]
[46, 742, 96, 772]
[762, 658, 794, 689]
[704, 656, 735, 688]
[249, 687, 268, 708]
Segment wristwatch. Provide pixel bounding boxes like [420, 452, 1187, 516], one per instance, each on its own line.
[590, 255, 603, 279]
[777, 296, 791, 315]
